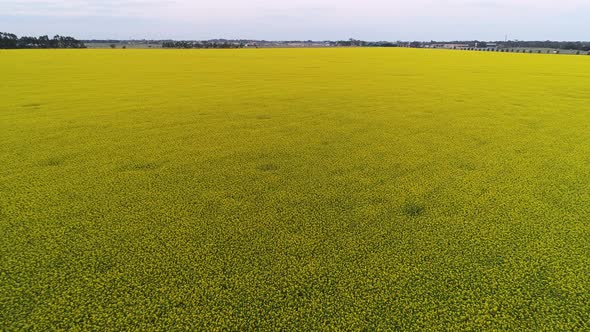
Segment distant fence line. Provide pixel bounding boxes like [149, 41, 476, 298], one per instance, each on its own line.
[447, 47, 590, 55]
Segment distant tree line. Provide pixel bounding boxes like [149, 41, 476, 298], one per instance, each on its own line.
[162, 41, 244, 49]
[335, 39, 398, 47]
[161, 38, 399, 48]
[83, 39, 124, 44]
[498, 40, 590, 51]
[408, 40, 590, 51]
[0, 32, 86, 49]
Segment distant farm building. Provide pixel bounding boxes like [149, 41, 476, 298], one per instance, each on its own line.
[428, 44, 470, 49]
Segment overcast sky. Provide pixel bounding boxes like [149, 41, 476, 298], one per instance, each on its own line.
[1, 0, 588, 40]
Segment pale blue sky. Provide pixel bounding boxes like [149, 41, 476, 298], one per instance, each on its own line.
[1, 0, 588, 40]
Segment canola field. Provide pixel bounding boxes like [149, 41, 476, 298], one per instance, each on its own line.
[1, 48, 590, 330]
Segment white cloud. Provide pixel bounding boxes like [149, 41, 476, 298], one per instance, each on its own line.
[0, 0, 175, 17]
[1, 0, 588, 40]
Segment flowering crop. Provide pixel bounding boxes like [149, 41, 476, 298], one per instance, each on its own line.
[1, 48, 589, 330]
